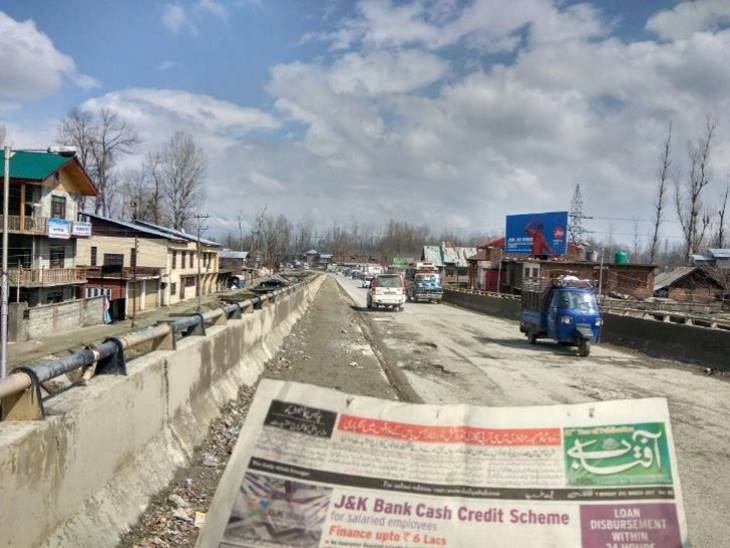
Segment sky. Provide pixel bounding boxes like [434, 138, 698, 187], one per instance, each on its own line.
[2, 0, 730, 245]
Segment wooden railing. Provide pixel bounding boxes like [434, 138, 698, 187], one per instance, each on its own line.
[0, 215, 48, 235]
[8, 267, 86, 286]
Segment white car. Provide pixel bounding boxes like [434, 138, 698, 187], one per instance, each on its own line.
[366, 274, 406, 311]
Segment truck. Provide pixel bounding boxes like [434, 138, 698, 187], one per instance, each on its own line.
[404, 262, 443, 303]
[519, 275, 602, 357]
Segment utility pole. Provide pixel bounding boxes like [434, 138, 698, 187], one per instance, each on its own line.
[129, 202, 139, 328]
[193, 214, 209, 312]
[1, 146, 10, 379]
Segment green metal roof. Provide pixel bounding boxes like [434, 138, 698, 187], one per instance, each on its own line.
[1, 151, 71, 181]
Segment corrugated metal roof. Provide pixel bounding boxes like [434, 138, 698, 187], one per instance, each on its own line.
[220, 249, 249, 259]
[654, 266, 696, 291]
[85, 213, 188, 241]
[133, 219, 221, 247]
[2, 150, 69, 181]
[708, 248, 730, 258]
[423, 246, 442, 267]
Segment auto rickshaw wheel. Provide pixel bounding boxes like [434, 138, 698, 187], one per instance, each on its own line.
[578, 339, 590, 357]
[528, 332, 537, 345]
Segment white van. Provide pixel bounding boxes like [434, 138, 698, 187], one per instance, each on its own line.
[366, 273, 406, 311]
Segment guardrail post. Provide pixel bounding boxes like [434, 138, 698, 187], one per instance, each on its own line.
[153, 322, 177, 350]
[186, 313, 206, 336]
[229, 303, 242, 319]
[212, 309, 227, 327]
[96, 338, 127, 375]
[1, 367, 44, 420]
[252, 296, 262, 310]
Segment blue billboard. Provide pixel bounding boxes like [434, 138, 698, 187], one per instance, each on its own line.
[505, 211, 568, 256]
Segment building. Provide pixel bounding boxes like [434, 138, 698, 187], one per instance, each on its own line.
[692, 249, 730, 269]
[302, 249, 333, 268]
[422, 243, 477, 285]
[133, 220, 222, 304]
[1, 150, 97, 306]
[467, 237, 504, 290]
[77, 215, 222, 317]
[219, 249, 250, 288]
[499, 258, 656, 298]
[654, 266, 724, 303]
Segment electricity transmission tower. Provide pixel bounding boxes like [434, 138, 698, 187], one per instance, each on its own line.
[569, 183, 588, 245]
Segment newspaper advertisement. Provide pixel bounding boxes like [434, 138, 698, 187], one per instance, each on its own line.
[198, 380, 688, 548]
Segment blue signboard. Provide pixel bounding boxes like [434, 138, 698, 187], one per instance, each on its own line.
[505, 211, 568, 256]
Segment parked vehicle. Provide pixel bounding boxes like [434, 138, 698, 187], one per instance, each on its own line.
[405, 262, 443, 303]
[519, 275, 602, 357]
[350, 269, 363, 280]
[361, 272, 375, 288]
[367, 273, 406, 311]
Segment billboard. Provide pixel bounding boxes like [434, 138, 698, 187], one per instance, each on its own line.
[48, 218, 71, 239]
[505, 211, 568, 256]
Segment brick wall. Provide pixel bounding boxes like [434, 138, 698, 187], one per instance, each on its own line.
[25, 296, 104, 339]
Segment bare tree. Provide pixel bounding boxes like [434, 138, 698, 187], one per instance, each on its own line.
[158, 131, 207, 231]
[716, 183, 729, 248]
[649, 121, 672, 263]
[675, 114, 717, 262]
[143, 152, 165, 224]
[57, 108, 140, 215]
[57, 109, 96, 169]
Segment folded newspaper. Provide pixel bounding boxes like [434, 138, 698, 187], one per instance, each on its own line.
[198, 380, 688, 547]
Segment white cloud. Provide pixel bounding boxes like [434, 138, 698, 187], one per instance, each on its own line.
[0, 11, 97, 99]
[198, 0, 227, 19]
[158, 60, 177, 71]
[329, 50, 448, 94]
[647, 0, 730, 41]
[162, 3, 195, 34]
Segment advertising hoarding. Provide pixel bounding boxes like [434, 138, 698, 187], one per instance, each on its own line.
[71, 221, 92, 237]
[505, 211, 568, 256]
[48, 218, 71, 239]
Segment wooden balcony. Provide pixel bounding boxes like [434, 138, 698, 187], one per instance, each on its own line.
[8, 267, 86, 287]
[0, 215, 48, 235]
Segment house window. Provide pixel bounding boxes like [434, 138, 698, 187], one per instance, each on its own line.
[184, 276, 196, 287]
[51, 195, 66, 219]
[46, 290, 64, 304]
[170, 282, 177, 296]
[190, 252, 194, 268]
[49, 245, 65, 268]
[130, 248, 137, 268]
[90, 246, 98, 267]
[103, 253, 124, 267]
[180, 251, 186, 268]
[172, 250, 176, 269]
[85, 287, 111, 298]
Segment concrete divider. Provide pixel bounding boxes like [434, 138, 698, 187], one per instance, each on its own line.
[0, 275, 325, 548]
[443, 288, 730, 371]
[443, 289, 521, 320]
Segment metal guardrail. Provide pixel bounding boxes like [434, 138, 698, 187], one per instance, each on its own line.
[0, 279, 310, 421]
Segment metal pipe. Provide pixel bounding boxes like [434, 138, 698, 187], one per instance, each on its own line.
[1, 146, 10, 379]
[0, 280, 306, 404]
[0, 372, 31, 399]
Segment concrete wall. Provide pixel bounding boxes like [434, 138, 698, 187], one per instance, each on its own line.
[24, 296, 104, 340]
[0, 275, 324, 548]
[601, 313, 730, 371]
[443, 289, 730, 371]
[443, 289, 521, 320]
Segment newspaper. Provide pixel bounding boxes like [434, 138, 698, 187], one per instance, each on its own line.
[198, 380, 688, 548]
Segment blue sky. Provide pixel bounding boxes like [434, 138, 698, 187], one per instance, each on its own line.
[2, 0, 730, 245]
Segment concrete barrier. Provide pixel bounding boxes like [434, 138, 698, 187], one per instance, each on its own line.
[601, 313, 730, 371]
[443, 289, 521, 320]
[0, 275, 325, 548]
[443, 288, 730, 371]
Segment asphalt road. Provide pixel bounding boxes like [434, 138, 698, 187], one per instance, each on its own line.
[334, 274, 730, 548]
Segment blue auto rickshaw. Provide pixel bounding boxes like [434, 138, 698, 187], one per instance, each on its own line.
[520, 278, 602, 357]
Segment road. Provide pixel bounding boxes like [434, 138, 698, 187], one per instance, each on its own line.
[334, 274, 730, 548]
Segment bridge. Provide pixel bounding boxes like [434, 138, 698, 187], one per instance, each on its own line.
[1, 274, 729, 547]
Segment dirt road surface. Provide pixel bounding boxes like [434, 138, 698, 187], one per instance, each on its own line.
[335, 274, 730, 548]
